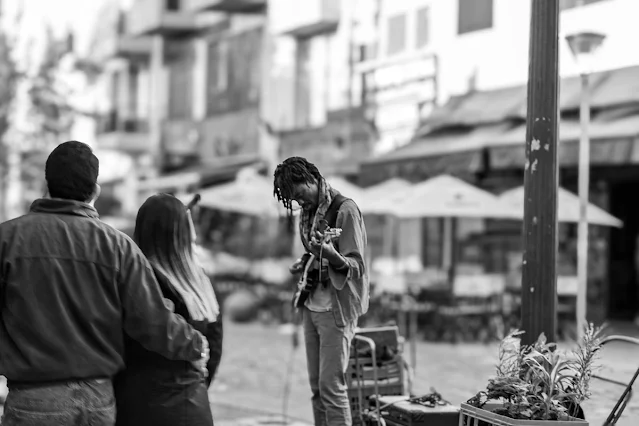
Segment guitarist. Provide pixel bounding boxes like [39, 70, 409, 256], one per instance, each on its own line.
[274, 157, 369, 426]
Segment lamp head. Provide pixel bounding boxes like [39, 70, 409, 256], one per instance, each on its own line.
[565, 31, 606, 74]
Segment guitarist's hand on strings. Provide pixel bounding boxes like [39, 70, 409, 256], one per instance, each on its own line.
[309, 230, 342, 265]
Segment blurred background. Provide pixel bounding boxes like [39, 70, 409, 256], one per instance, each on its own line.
[1, 0, 639, 340]
[1, 0, 639, 422]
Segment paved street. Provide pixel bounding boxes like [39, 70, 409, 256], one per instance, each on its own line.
[210, 321, 639, 426]
[2, 321, 639, 425]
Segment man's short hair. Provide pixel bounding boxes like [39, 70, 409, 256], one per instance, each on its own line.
[45, 141, 99, 202]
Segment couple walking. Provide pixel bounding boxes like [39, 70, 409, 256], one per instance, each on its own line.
[0, 141, 222, 425]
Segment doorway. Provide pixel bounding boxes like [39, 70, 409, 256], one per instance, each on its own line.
[608, 181, 639, 320]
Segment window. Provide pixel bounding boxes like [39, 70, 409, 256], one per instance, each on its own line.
[207, 40, 228, 94]
[206, 28, 262, 116]
[166, 40, 194, 119]
[359, 43, 378, 62]
[166, 0, 180, 11]
[294, 38, 311, 128]
[386, 14, 406, 56]
[560, 0, 608, 10]
[416, 7, 430, 48]
[458, 0, 493, 35]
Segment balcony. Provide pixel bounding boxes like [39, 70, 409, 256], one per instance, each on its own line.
[96, 112, 151, 154]
[127, 0, 199, 36]
[162, 119, 201, 156]
[185, 0, 266, 14]
[100, 34, 152, 60]
[271, 0, 340, 37]
[114, 35, 152, 58]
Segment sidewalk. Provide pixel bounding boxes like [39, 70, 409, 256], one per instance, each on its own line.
[211, 321, 639, 426]
[1, 321, 639, 425]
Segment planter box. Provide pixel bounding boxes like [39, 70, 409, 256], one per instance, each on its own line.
[459, 403, 589, 426]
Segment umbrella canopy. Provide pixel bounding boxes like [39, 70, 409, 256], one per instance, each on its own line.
[186, 167, 294, 218]
[499, 186, 623, 228]
[325, 176, 365, 205]
[360, 178, 412, 212]
[365, 175, 519, 219]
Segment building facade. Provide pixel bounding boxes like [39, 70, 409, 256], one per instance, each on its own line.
[360, 0, 639, 323]
[92, 0, 272, 200]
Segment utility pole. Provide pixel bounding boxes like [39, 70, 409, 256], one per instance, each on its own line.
[520, 0, 560, 346]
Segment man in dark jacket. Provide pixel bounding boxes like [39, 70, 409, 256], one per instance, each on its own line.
[0, 141, 209, 425]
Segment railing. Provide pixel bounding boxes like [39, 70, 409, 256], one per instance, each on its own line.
[97, 111, 149, 134]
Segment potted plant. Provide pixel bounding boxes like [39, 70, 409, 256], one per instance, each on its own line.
[460, 323, 604, 425]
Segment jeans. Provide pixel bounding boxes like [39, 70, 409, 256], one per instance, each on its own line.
[303, 308, 356, 426]
[1, 378, 115, 426]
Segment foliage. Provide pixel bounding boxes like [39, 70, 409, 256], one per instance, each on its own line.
[0, 31, 19, 139]
[27, 26, 76, 148]
[0, 10, 23, 221]
[467, 324, 604, 421]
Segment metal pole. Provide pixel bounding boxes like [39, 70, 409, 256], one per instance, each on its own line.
[576, 72, 590, 341]
[521, 0, 560, 346]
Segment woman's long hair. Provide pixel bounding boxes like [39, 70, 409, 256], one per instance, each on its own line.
[134, 193, 219, 322]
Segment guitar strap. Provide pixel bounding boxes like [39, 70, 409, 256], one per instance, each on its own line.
[324, 194, 349, 235]
[294, 194, 350, 308]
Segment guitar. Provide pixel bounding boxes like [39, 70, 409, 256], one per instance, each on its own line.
[292, 226, 342, 308]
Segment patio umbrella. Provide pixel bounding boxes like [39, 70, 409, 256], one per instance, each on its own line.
[191, 167, 294, 218]
[179, 167, 302, 259]
[359, 178, 413, 265]
[365, 175, 519, 219]
[498, 186, 623, 228]
[360, 178, 412, 212]
[325, 176, 365, 205]
[364, 175, 520, 290]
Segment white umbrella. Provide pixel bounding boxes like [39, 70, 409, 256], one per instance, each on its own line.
[363, 175, 520, 292]
[365, 175, 519, 219]
[499, 186, 623, 228]
[360, 178, 412, 212]
[187, 167, 295, 218]
[325, 176, 365, 205]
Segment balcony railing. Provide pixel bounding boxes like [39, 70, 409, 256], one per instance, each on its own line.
[98, 111, 149, 134]
[96, 112, 150, 153]
[127, 0, 199, 36]
[271, 0, 340, 37]
[162, 119, 201, 156]
[185, 0, 266, 14]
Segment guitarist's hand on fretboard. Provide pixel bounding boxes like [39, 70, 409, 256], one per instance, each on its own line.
[308, 228, 342, 258]
[292, 227, 342, 309]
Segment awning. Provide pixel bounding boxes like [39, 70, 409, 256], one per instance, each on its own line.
[359, 124, 510, 186]
[360, 150, 484, 187]
[138, 154, 264, 192]
[415, 65, 639, 134]
[418, 87, 527, 133]
[489, 112, 639, 169]
[368, 123, 511, 164]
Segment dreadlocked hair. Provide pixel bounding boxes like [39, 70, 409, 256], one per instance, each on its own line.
[273, 156, 323, 231]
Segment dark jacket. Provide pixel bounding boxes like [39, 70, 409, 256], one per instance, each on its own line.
[114, 268, 223, 426]
[0, 199, 204, 383]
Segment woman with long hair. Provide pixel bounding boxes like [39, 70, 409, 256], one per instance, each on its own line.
[114, 193, 222, 426]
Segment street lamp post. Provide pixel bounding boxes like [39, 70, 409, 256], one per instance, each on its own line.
[565, 31, 606, 341]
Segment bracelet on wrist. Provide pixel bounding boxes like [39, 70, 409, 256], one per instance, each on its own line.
[332, 255, 349, 271]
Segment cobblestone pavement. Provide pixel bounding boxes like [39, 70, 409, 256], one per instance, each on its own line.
[2, 321, 639, 425]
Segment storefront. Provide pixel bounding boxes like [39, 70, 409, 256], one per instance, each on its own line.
[359, 65, 639, 322]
